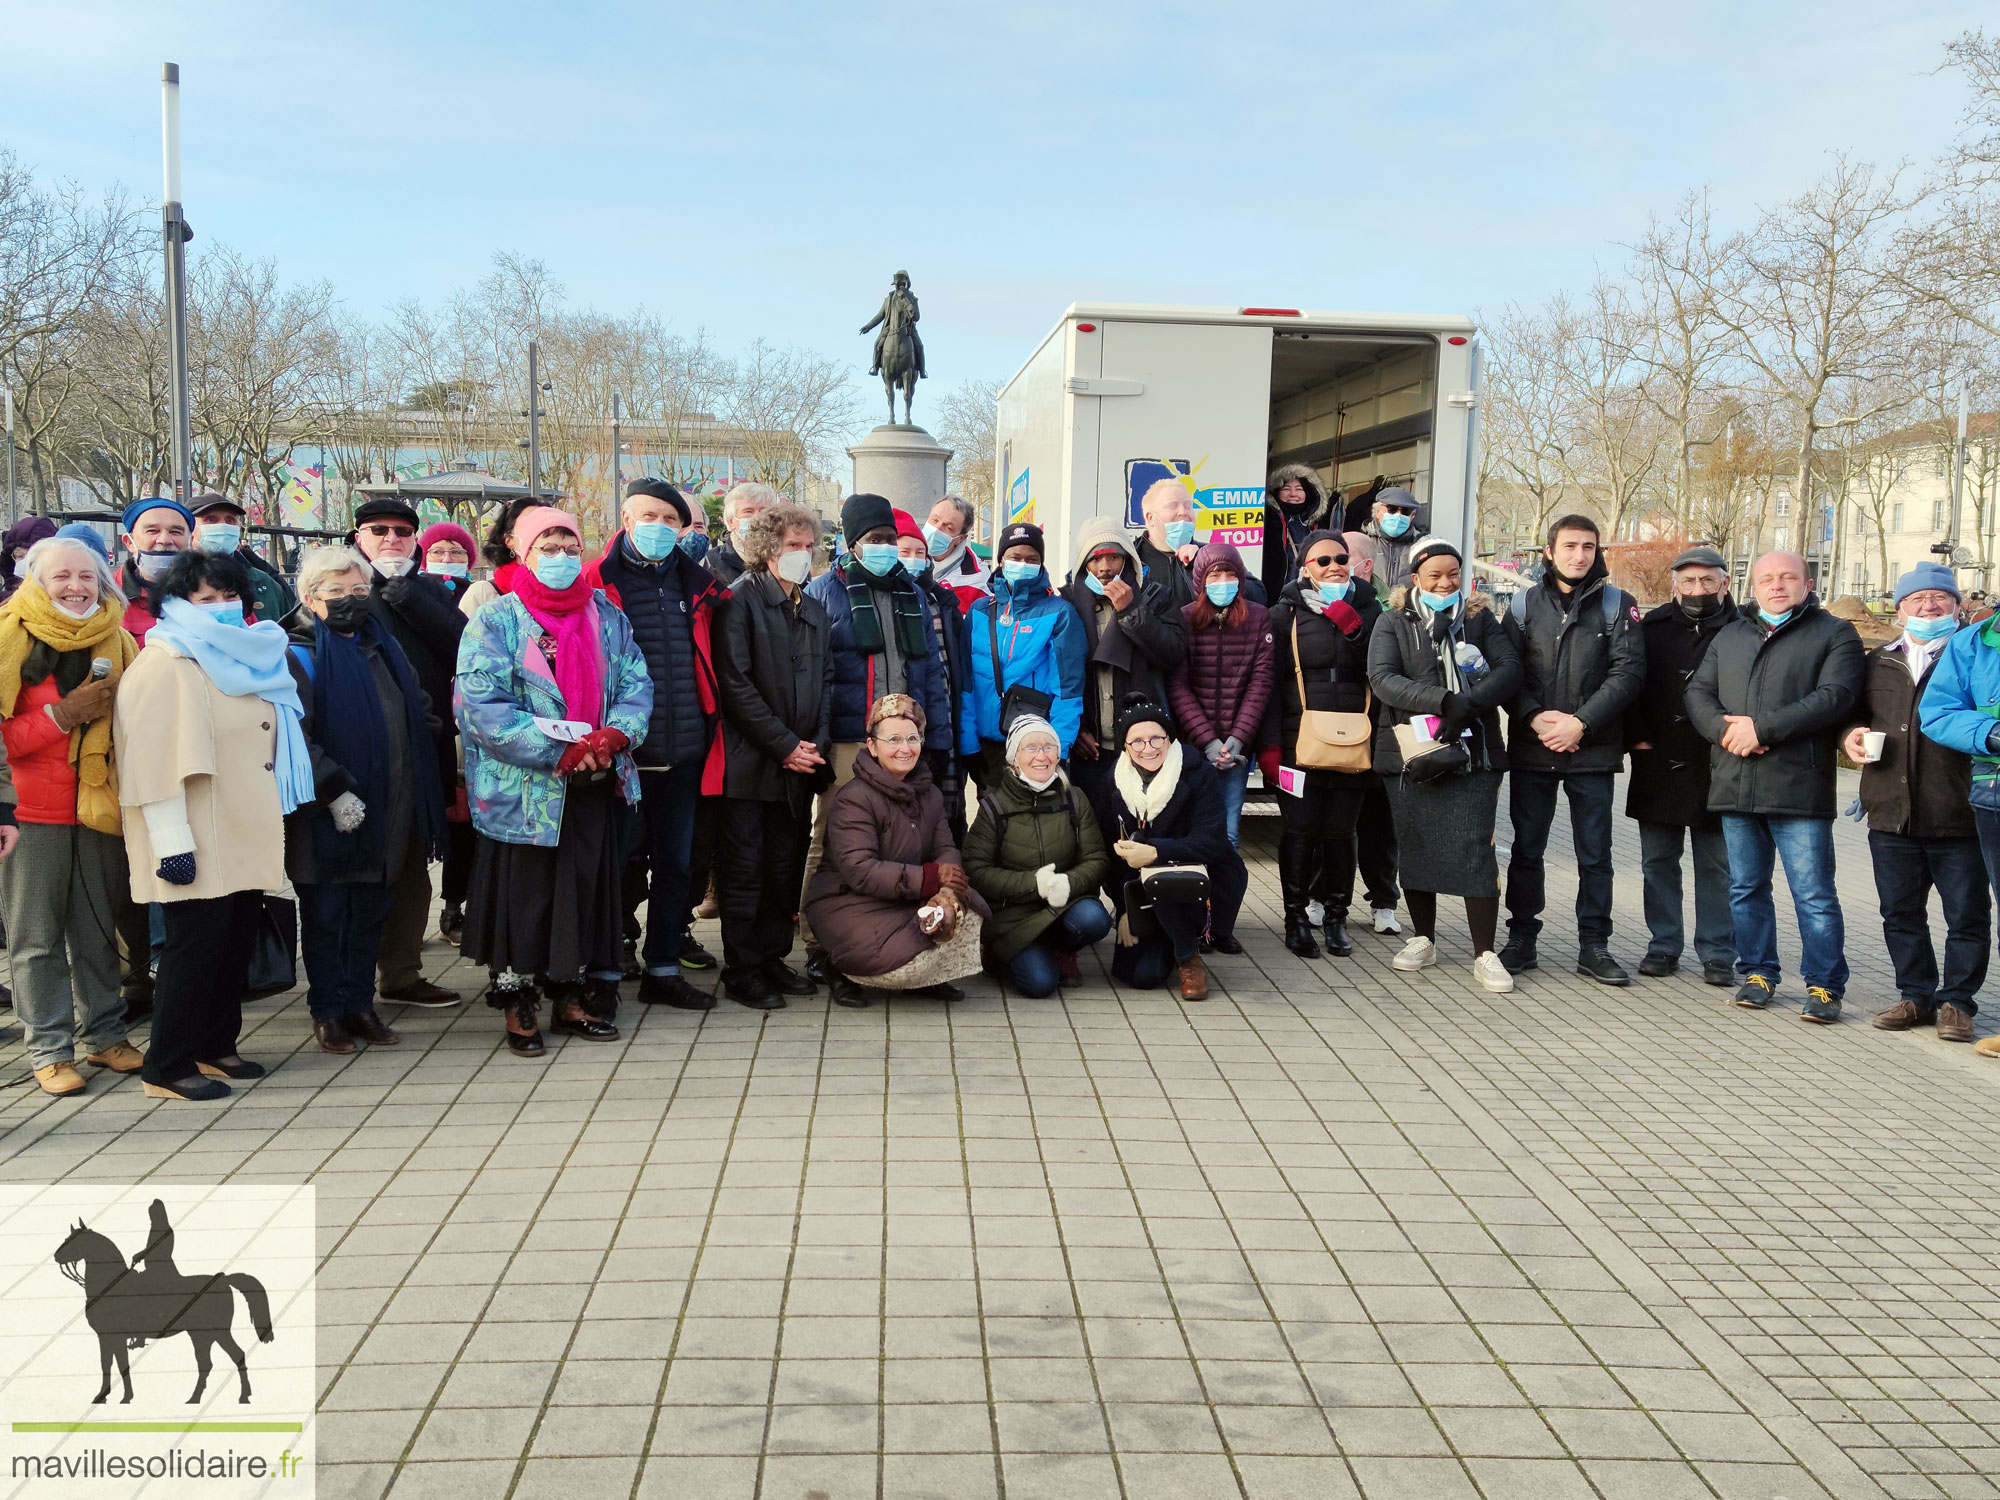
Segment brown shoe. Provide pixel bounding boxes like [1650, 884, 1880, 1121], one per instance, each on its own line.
[1178, 955, 1209, 1002]
[1938, 1003, 1975, 1043]
[380, 977, 460, 1008]
[313, 1017, 356, 1054]
[84, 1042, 145, 1074]
[344, 1008, 400, 1047]
[1872, 999, 1932, 1031]
[33, 1061, 86, 1096]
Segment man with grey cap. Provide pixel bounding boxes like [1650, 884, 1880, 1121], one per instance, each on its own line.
[1341, 486, 1422, 592]
[1845, 563, 1986, 1042]
[1624, 546, 1737, 984]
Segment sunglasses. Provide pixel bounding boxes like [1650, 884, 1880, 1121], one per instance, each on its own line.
[1304, 553, 1351, 568]
[361, 524, 416, 539]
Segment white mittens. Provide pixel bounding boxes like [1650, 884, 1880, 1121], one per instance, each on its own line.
[1034, 863, 1071, 910]
[329, 791, 367, 833]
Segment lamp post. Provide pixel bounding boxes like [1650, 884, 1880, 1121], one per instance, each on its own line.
[526, 340, 542, 498]
[161, 64, 194, 503]
[610, 391, 621, 533]
[4, 387, 15, 527]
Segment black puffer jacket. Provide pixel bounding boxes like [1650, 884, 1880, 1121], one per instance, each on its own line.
[1623, 597, 1737, 827]
[1367, 590, 1522, 775]
[714, 569, 832, 812]
[1263, 576, 1381, 767]
[1504, 567, 1645, 775]
[367, 568, 464, 770]
[595, 533, 720, 770]
[1685, 595, 1865, 819]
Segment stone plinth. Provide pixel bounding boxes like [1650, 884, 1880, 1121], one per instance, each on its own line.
[847, 424, 953, 516]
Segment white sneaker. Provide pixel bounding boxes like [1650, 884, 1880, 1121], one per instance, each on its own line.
[1390, 936, 1436, 971]
[1373, 908, 1401, 935]
[1305, 899, 1326, 927]
[1473, 951, 1515, 993]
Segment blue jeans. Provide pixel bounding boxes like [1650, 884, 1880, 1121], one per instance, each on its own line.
[298, 880, 397, 1021]
[1721, 813, 1848, 995]
[1006, 898, 1114, 998]
[1216, 760, 1251, 849]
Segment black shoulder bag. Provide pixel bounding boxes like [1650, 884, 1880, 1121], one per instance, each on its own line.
[990, 609, 1054, 735]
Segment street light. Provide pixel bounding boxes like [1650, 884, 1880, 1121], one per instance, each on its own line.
[161, 63, 194, 502]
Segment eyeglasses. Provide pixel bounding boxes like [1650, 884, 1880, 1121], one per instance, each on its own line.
[533, 544, 582, 558]
[317, 586, 370, 600]
[1126, 734, 1170, 751]
[872, 733, 923, 748]
[361, 524, 416, 539]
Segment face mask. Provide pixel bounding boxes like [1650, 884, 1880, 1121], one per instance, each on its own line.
[1758, 607, 1792, 629]
[53, 599, 98, 621]
[923, 524, 953, 559]
[1418, 589, 1460, 612]
[533, 553, 582, 590]
[1002, 559, 1042, 585]
[630, 521, 678, 560]
[1906, 613, 1957, 641]
[1163, 519, 1196, 550]
[736, 517, 754, 540]
[322, 595, 371, 633]
[196, 524, 241, 554]
[1676, 592, 1720, 618]
[900, 555, 930, 580]
[135, 549, 180, 581]
[1083, 572, 1108, 596]
[1205, 579, 1239, 607]
[1316, 578, 1352, 604]
[429, 560, 469, 579]
[775, 549, 813, 586]
[679, 530, 710, 563]
[197, 599, 245, 628]
[1017, 763, 1060, 792]
[858, 543, 900, 578]
[1379, 512, 1414, 538]
[372, 555, 415, 578]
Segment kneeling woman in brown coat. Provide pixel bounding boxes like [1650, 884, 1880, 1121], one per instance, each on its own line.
[802, 694, 989, 1007]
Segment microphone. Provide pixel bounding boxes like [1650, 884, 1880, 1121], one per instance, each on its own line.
[90, 658, 112, 680]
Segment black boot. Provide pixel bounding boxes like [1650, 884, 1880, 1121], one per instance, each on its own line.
[1278, 834, 1320, 958]
[1322, 911, 1353, 958]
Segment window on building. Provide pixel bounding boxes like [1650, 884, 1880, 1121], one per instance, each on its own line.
[1775, 527, 1788, 549]
[1776, 494, 1791, 517]
[1855, 508, 1867, 536]
[1893, 503, 1904, 533]
[1933, 499, 1945, 531]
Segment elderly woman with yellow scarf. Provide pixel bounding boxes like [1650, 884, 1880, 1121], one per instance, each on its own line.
[0, 535, 139, 1095]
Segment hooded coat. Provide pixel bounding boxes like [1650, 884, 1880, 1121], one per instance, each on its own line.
[1170, 543, 1276, 752]
[1367, 587, 1522, 776]
[961, 769, 1110, 961]
[1062, 517, 1189, 745]
[1624, 595, 1737, 827]
[1261, 464, 1333, 603]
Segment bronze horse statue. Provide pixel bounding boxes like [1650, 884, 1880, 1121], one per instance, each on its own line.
[54, 1203, 274, 1405]
[862, 270, 925, 425]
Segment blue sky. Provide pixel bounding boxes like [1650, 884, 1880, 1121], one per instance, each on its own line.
[4, 1, 1992, 390]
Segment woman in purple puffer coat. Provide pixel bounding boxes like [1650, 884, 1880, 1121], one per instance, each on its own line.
[1167, 542, 1274, 857]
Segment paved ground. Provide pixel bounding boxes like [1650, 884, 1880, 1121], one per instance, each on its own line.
[1, 770, 1997, 1500]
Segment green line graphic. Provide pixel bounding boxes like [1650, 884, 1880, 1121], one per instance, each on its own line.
[11, 1421, 303, 1433]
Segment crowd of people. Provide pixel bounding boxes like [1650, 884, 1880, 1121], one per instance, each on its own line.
[5, 463, 2000, 1105]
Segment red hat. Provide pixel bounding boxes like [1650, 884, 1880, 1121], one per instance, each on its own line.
[419, 521, 476, 557]
[892, 508, 925, 543]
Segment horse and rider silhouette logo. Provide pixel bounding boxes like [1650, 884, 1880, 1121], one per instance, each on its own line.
[52, 1199, 274, 1406]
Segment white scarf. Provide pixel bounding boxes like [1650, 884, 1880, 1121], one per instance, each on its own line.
[1114, 742, 1183, 827]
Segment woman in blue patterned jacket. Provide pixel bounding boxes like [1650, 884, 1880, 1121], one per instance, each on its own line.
[456, 507, 653, 1056]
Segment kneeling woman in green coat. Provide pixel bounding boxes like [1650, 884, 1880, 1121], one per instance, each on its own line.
[962, 715, 1114, 996]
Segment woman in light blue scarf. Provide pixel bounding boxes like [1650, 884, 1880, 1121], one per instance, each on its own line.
[113, 552, 309, 1102]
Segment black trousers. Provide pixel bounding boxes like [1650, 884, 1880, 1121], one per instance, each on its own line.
[686, 795, 717, 920]
[1281, 773, 1370, 917]
[1869, 830, 1990, 1013]
[1356, 779, 1400, 909]
[440, 819, 476, 906]
[717, 796, 811, 978]
[1505, 770, 1616, 950]
[143, 889, 261, 1086]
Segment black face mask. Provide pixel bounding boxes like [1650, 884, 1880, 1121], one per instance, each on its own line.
[1676, 593, 1721, 619]
[323, 596, 372, 633]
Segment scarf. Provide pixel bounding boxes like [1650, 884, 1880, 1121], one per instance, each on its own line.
[837, 557, 929, 657]
[149, 596, 315, 815]
[305, 617, 448, 877]
[492, 561, 524, 596]
[510, 567, 605, 729]
[0, 581, 138, 835]
[1113, 741, 1183, 830]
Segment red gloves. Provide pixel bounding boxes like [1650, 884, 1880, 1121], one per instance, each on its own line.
[921, 862, 943, 900]
[1258, 745, 1281, 785]
[556, 741, 592, 775]
[556, 728, 630, 775]
[1324, 599, 1365, 637]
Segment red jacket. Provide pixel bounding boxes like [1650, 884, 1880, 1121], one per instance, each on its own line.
[119, 562, 160, 645]
[1, 676, 78, 825]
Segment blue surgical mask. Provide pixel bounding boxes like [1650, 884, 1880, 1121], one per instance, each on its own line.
[1317, 578, 1352, 604]
[901, 555, 931, 580]
[1758, 607, 1792, 629]
[533, 553, 583, 589]
[1083, 572, 1108, 596]
[1418, 589, 1460, 612]
[630, 521, 678, 561]
[135, 549, 180, 581]
[197, 599, 245, 628]
[1906, 613, 1956, 641]
[858, 543, 901, 578]
[1163, 519, 1196, 550]
[923, 524, 953, 559]
[678, 530, 710, 562]
[1379, 512, 1414, 538]
[1205, 579, 1239, 607]
[429, 561, 468, 579]
[1002, 559, 1042, 585]
[196, 524, 241, 554]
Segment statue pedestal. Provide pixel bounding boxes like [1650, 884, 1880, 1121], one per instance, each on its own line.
[848, 424, 953, 516]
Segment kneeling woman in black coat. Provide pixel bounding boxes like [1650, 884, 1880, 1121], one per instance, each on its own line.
[1086, 694, 1248, 1001]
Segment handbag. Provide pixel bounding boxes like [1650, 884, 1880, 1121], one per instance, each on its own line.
[1290, 620, 1373, 772]
[1394, 722, 1471, 784]
[245, 895, 299, 1000]
[1137, 864, 1210, 903]
[989, 610, 1054, 734]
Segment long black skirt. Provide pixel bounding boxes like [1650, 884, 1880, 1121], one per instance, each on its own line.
[462, 775, 623, 982]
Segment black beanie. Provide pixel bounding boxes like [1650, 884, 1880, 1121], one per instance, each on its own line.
[997, 521, 1045, 561]
[626, 476, 691, 526]
[841, 493, 896, 546]
[1296, 528, 1347, 565]
[1113, 692, 1172, 748]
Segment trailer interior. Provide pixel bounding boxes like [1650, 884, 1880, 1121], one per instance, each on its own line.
[1267, 331, 1441, 524]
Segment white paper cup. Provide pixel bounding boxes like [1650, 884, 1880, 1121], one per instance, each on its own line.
[1861, 730, 1887, 763]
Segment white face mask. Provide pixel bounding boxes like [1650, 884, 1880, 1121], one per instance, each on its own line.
[1017, 763, 1060, 792]
[372, 555, 414, 578]
[775, 549, 813, 586]
[52, 599, 99, 621]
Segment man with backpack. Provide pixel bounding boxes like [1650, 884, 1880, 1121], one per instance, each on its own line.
[1500, 514, 1646, 985]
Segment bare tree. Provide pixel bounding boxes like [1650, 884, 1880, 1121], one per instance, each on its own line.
[933, 377, 999, 521]
[1480, 301, 1579, 546]
[724, 341, 857, 498]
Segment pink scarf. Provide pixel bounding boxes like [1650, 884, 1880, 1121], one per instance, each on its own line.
[511, 568, 605, 729]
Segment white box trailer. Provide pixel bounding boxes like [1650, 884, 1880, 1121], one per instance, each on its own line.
[994, 303, 1482, 577]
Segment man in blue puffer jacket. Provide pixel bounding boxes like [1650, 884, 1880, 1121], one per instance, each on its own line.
[961, 521, 1087, 774]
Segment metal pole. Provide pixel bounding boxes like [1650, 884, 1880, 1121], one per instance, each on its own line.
[161, 64, 193, 503]
[526, 339, 541, 498]
[610, 391, 622, 533]
[4, 387, 15, 527]
[1949, 386, 1969, 552]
